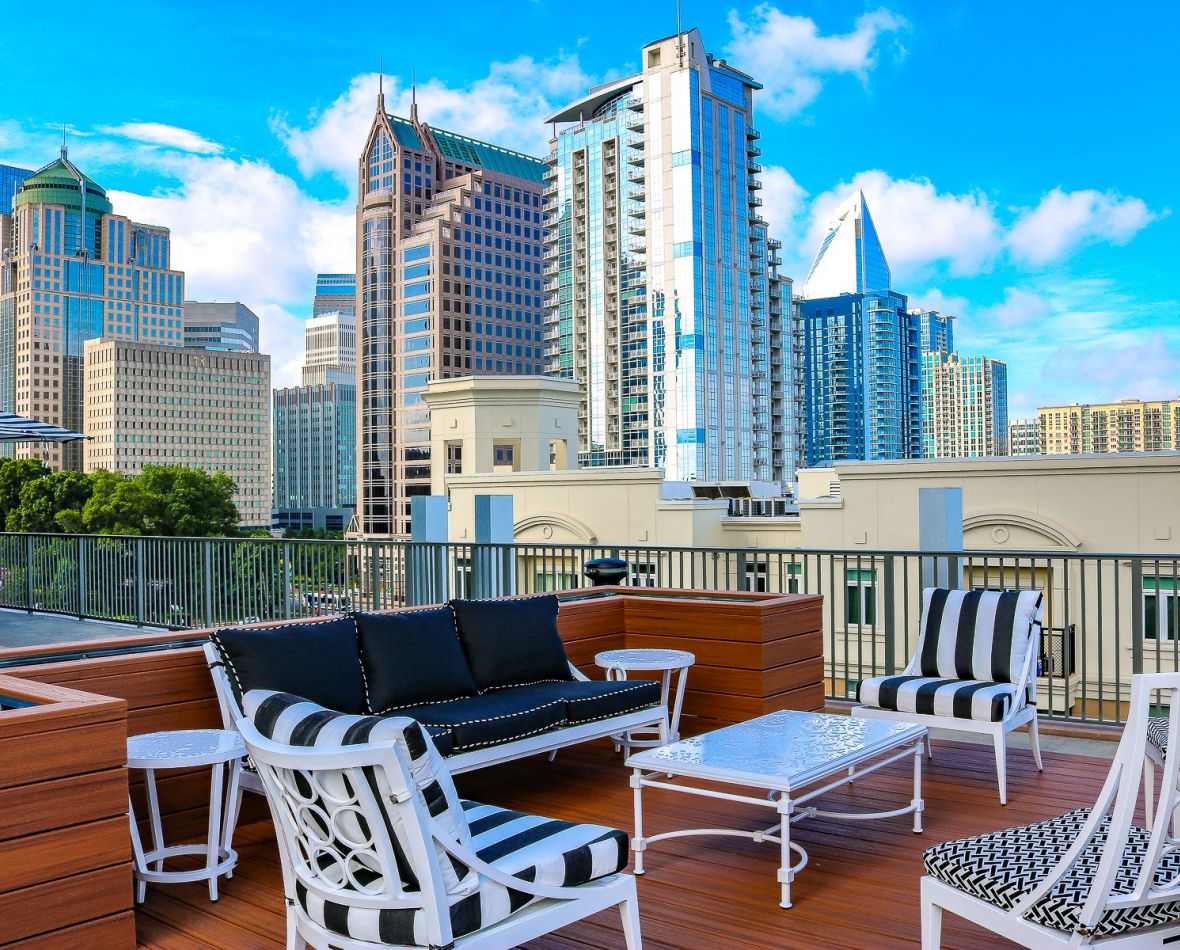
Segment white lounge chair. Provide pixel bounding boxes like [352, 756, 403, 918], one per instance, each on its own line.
[853, 587, 1045, 804]
[238, 689, 643, 950]
[921, 671, 1180, 948]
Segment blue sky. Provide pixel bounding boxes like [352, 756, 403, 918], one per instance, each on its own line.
[1, 0, 1175, 414]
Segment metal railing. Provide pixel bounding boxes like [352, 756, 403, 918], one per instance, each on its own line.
[0, 532, 1177, 726]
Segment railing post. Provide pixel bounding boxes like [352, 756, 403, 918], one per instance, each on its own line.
[1131, 557, 1143, 675]
[282, 541, 292, 620]
[25, 533, 34, 613]
[883, 554, 896, 675]
[134, 538, 146, 628]
[203, 543, 214, 627]
[77, 536, 88, 619]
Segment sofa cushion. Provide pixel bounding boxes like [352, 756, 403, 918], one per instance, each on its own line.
[355, 608, 479, 715]
[494, 680, 663, 725]
[449, 595, 573, 692]
[397, 691, 567, 753]
[210, 616, 366, 713]
[916, 588, 1044, 684]
[858, 674, 1020, 723]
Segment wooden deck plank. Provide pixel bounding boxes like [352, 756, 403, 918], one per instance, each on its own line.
[133, 737, 1114, 949]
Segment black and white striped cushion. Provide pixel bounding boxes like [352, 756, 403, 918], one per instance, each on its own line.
[243, 690, 475, 895]
[294, 799, 628, 945]
[858, 675, 1019, 722]
[915, 588, 1043, 684]
[1147, 717, 1169, 760]
[925, 808, 1180, 938]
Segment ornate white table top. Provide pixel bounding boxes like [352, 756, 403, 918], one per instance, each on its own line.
[627, 710, 926, 791]
[595, 648, 696, 671]
[127, 729, 246, 770]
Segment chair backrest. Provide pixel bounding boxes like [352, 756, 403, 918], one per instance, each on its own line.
[1013, 672, 1180, 934]
[238, 691, 478, 947]
[910, 588, 1044, 684]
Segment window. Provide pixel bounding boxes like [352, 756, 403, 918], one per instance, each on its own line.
[744, 561, 768, 593]
[630, 563, 658, 588]
[535, 571, 578, 592]
[1145, 578, 1180, 641]
[845, 569, 876, 627]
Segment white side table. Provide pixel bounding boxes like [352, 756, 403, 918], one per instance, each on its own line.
[127, 729, 246, 902]
[595, 648, 695, 752]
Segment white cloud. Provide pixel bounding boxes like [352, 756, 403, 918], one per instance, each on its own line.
[725, 5, 906, 118]
[99, 122, 224, 155]
[804, 170, 1002, 281]
[759, 164, 808, 246]
[1007, 188, 1160, 266]
[273, 55, 593, 186]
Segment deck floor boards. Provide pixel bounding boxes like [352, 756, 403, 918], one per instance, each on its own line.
[135, 736, 1113, 949]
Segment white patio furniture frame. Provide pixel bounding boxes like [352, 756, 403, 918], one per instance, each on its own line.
[205, 642, 668, 795]
[626, 709, 926, 909]
[126, 728, 246, 902]
[921, 672, 1180, 948]
[595, 648, 695, 754]
[852, 590, 1046, 805]
[238, 717, 643, 950]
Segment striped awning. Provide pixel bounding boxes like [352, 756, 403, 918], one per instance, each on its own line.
[0, 412, 88, 443]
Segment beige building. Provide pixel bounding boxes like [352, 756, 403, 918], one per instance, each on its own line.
[425, 376, 1180, 716]
[83, 339, 272, 528]
[920, 351, 1008, 458]
[1040, 398, 1180, 455]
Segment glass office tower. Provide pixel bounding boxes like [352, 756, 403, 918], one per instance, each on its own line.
[799, 191, 922, 466]
[544, 29, 794, 485]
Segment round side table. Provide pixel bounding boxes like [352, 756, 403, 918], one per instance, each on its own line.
[595, 648, 696, 753]
[127, 729, 246, 902]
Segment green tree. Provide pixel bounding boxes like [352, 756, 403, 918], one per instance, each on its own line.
[0, 458, 50, 527]
[5, 470, 93, 533]
[83, 466, 240, 537]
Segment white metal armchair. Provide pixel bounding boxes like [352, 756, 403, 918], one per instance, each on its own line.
[853, 587, 1045, 804]
[238, 690, 642, 950]
[921, 672, 1180, 948]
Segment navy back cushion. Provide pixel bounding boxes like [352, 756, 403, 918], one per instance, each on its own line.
[449, 595, 573, 691]
[355, 607, 479, 714]
[210, 616, 366, 713]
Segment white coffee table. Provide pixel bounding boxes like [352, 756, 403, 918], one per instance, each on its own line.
[626, 710, 926, 909]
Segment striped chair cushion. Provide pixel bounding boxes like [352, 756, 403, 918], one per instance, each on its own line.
[858, 675, 1020, 722]
[1148, 717, 1169, 759]
[925, 808, 1180, 938]
[295, 799, 628, 946]
[243, 690, 475, 895]
[915, 588, 1044, 684]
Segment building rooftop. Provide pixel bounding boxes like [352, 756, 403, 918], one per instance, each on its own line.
[385, 113, 547, 184]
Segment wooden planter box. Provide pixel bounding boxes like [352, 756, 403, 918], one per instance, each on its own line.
[0, 674, 134, 949]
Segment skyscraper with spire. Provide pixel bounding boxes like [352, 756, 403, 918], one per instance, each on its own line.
[354, 80, 547, 538]
[0, 148, 184, 468]
[798, 191, 922, 465]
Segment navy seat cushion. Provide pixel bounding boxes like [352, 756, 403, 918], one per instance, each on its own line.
[355, 608, 479, 714]
[397, 691, 567, 753]
[495, 680, 663, 725]
[449, 595, 573, 692]
[210, 616, 366, 714]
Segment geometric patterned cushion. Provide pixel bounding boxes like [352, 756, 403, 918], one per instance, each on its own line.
[1148, 717, 1169, 760]
[915, 588, 1044, 684]
[295, 799, 628, 946]
[858, 675, 1020, 722]
[924, 808, 1180, 938]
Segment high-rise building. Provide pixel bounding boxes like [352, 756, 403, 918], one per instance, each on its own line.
[1008, 418, 1041, 456]
[920, 351, 1009, 458]
[798, 192, 921, 465]
[83, 339, 271, 528]
[312, 273, 356, 318]
[355, 94, 547, 538]
[914, 309, 954, 355]
[0, 164, 33, 215]
[182, 300, 259, 353]
[273, 302, 358, 532]
[0, 151, 185, 469]
[544, 30, 793, 485]
[1039, 399, 1180, 454]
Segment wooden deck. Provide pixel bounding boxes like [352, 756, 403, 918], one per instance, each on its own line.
[134, 735, 1112, 950]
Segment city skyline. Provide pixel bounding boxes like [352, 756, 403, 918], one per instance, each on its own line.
[0, 1, 1173, 420]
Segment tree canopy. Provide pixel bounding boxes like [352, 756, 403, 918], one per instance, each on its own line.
[0, 460, 241, 536]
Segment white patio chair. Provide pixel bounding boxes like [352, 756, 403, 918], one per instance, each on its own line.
[921, 671, 1180, 948]
[238, 690, 642, 950]
[853, 587, 1045, 804]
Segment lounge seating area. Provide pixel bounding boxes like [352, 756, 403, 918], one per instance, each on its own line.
[9, 583, 1180, 948]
